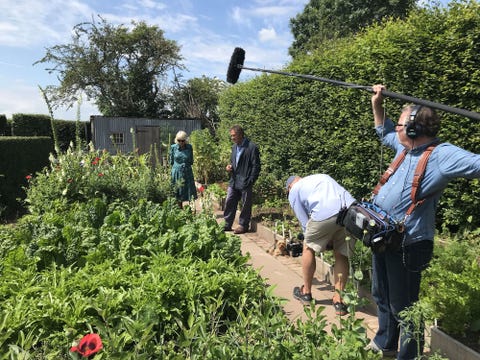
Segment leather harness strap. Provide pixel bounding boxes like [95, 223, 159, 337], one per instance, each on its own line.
[405, 144, 437, 216]
[372, 143, 439, 221]
[372, 149, 408, 195]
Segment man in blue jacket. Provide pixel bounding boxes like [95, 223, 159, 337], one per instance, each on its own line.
[223, 125, 261, 234]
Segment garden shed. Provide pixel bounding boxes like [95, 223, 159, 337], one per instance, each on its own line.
[90, 116, 202, 164]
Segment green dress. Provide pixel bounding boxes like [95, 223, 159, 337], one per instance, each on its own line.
[169, 143, 197, 201]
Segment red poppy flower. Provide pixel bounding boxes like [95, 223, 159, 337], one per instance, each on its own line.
[98, 173, 104, 177]
[195, 181, 205, 193]
[70, 333, 103, 357]
[25, 175, 32, 180]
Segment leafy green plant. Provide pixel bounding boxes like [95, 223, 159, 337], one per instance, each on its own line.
[190, 129, 227, 184]
[204, 183, 226, 201]
[24, 144, 172, 216]
[421, 233, 480, 338]
[398, 301, 434, 360]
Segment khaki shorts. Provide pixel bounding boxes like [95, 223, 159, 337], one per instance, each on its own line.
[304, 215, 355, 257]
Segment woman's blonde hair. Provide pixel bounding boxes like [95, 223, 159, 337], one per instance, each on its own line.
[175, 130, 188, 144]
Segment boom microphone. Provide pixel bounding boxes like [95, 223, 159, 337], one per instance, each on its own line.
[226, 47, 480, 121]
[226, 47, 245, 84]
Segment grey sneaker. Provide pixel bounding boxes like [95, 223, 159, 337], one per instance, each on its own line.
[365, 340, 397, 357]
[293, 286, 313, 305]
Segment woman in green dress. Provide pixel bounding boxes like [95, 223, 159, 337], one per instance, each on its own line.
[169, 131, 197, 207]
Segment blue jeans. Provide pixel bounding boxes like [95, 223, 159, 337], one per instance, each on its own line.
[223, 185, 253, 230]
[371, 240, 433, 360]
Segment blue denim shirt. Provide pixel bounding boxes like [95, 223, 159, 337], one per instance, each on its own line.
[374, 119, 480, 245]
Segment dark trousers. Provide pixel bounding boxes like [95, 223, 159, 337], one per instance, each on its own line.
[371, 240, 433, 360]
[223, 185, 253, 230]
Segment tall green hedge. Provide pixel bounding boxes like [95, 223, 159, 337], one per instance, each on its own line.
[0, 137, 53, 220]
[0, 114, 9, 136]
[11, 113, 88, 151]
[219, 1, 480, 231]
[11, 114, 51, 136]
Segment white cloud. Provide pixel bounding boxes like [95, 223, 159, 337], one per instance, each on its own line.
[0, 0, 310, 118]
[0, 0, 94, 47]
[253, 5, 296, 18]
[0, 81, 98, 121]
[258, 27, 277, 42]
[138, 0, 167, 10]
[231, 6, 252, 27]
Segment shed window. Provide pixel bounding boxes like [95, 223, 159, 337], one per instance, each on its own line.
[111, 132, 124, 144]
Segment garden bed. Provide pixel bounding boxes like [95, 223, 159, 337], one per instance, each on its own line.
[251, 204, 480, 359]
[430, 326, 480, 360]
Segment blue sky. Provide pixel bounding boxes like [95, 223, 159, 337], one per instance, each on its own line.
[0, 0, 449, 121]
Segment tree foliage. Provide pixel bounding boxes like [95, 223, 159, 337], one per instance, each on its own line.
[289, 0, 416, 58]
[35, 16, 183, 117]
[169, 76, 228, 134]
[220, 0, 480, 231]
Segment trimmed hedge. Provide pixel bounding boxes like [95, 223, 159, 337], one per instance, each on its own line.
[11, 113, 89, 151]
[0, 137, 53, 220]
[218, 1, 480, 231]
[0, 114, 9, 136]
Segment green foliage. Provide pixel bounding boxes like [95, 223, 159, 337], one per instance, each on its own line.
[289, 0, 416, 58]
[204, 183, 227, 200]
[0, 241, 382, 358]
[170, 76, 228, 133]
[0, 190, 380, 358]
[0, 136, 53, 220]
[0, 139, 384, 358]
[190, 129, 227, 184]
[54, 119, 89, 152]
[34, 16, 183, 118]
[421, 233, 480, 337]
[8, 112, 88, 152]
[0, 114, 9, 136]
[11, 113, 51, 136]
[219, 1, 480, 230]
[0, 251, 266, 358]
[24, 144, 171, 216]
[398, 301, 435, 358]
[252, 171, 285, 206]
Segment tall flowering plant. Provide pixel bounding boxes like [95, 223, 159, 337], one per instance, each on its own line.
[24, 143, 171, 216]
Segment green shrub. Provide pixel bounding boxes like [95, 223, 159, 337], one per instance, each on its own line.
[24, 145, 171, 216]
[421, 232, 480, 337]
[0, 114, 8, 136]
[190, 128, 227, 184]
[0, 136, 53, 220]
[11, 114, 51, 136]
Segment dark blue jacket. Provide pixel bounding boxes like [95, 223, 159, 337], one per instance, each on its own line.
[229, 138, 261, 190]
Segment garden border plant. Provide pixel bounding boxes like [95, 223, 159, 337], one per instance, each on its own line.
[0, 146, 389, 359]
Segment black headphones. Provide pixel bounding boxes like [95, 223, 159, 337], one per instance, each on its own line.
[405, 105, 423, 139]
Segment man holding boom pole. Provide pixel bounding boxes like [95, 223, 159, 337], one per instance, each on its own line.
[367, 84, 480, 359]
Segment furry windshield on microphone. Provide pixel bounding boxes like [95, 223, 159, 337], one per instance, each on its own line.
[226, 47, 245, 84]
